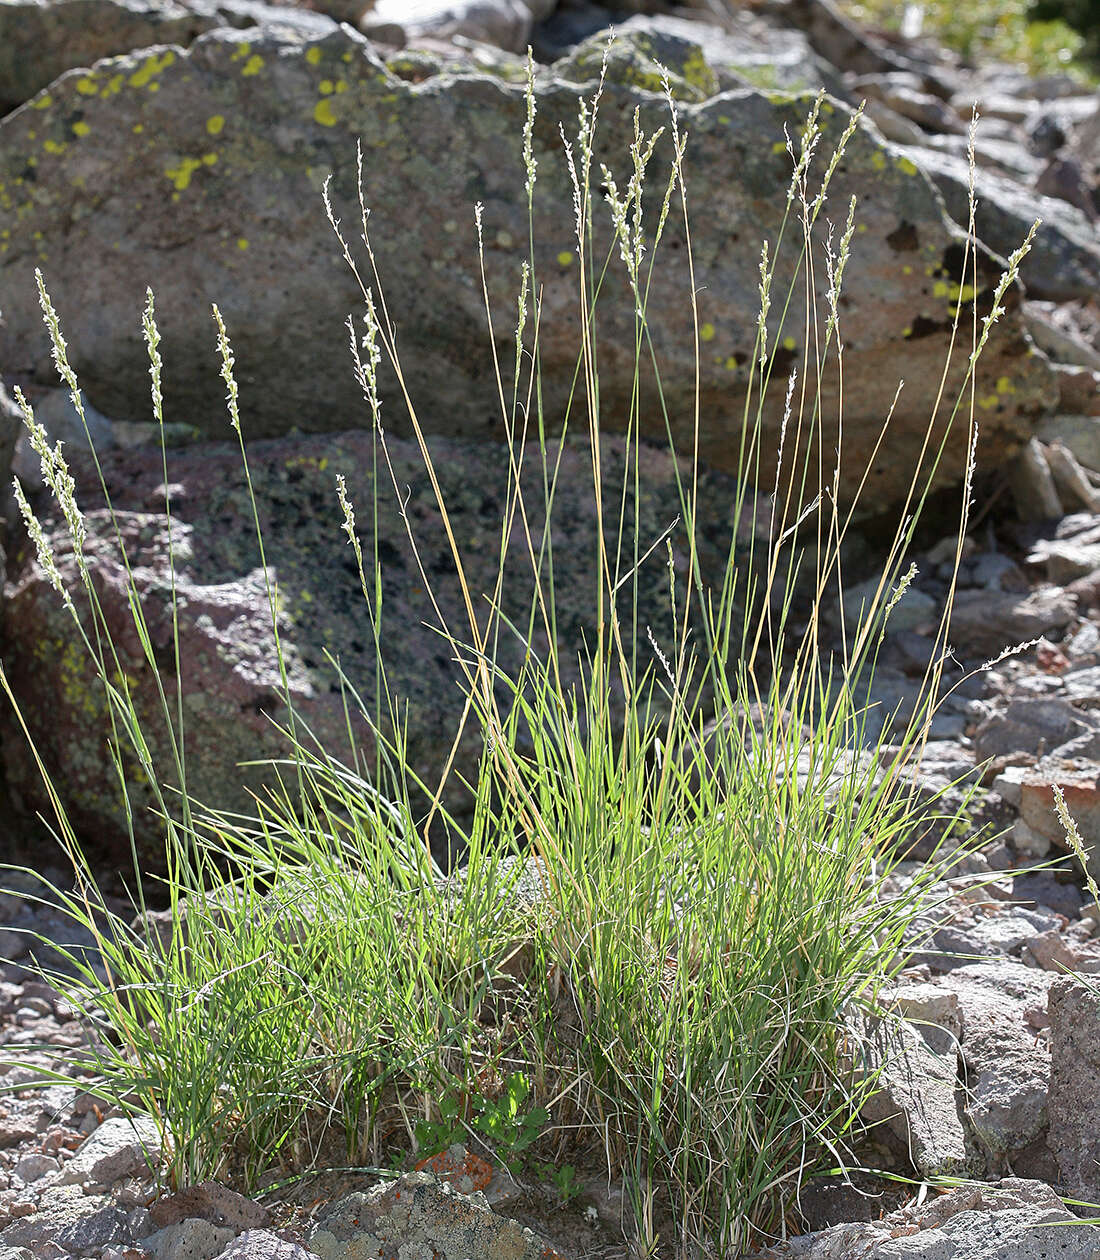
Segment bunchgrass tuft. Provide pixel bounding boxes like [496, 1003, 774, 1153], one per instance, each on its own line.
[0, 62, 1033, 1255]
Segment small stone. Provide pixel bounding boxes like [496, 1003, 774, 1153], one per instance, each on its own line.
[1025, 928, 1100, 974]
[0, 1122, 35, 1151]
[1019, 762, 1100, 880]
[213, 1230, 321, 1259]
[969, 552, 1029, 592]
[309, 1172, 563, 1260]
[1045, 440, 1100, 512]
[974, 696, 1097, 763]
[60, 1114, 162, 1188]
[361, 0, 546, 52]
[1010, 437, 1063, 522]
[149, 1183, 268, 1232]
[860, 1018, 979, 1177]
[144, 1217, 236, 1260]
[128, 1205, 153, 1238]
[1012, 817, 1053, 858]
[881, 983, 962, 1056]
[11, 1153, 58, 1183]
[1050, 371, 1100, 419]
[993, 765, 1028, 807]
[950, 587, 1077, 661]
[40, 1126, 83, 1157]
[16, 997, 51, 1018]
[841, 576, 937, 634]
[1028, 537, 1100, 583]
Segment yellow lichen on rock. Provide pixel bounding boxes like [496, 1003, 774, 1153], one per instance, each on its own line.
[129, 50, 175, 89]
[165, 154, 212, 191]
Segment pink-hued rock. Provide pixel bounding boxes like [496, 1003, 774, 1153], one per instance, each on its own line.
[1019, 760, 1100, 879]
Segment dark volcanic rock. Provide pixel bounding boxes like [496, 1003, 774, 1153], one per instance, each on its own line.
[1, 428, 747, 859]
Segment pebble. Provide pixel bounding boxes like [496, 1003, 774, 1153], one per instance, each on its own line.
[12, 1153, 58, 1183]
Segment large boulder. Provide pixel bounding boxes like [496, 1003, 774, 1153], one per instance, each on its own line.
[0, 428, 747, 860]
[0, 24, 1056, 516]
[0, 0, 337, 114]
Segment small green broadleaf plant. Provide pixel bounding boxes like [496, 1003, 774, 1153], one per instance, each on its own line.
[473, 1073, 549, 1170]
[413, 1092, 465, 1157]
[537, 1161, 582, 1204]
[415, 1073, 549, 1172]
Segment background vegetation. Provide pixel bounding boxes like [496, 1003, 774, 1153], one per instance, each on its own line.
[840, 0, 1099, 79]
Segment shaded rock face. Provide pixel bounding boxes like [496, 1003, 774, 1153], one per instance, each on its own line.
[0, 0, 206, 112]
[0, 25, 1055, 516]
[898, 144, 1100, 303]
[1, 429, 745, 859]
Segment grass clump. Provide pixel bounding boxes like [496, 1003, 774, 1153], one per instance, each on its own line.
[1, 56, 1032, 1256]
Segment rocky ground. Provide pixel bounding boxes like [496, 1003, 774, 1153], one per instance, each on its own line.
[1, 0, 1099, 1256]
[8, 528, 1100, 1256]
